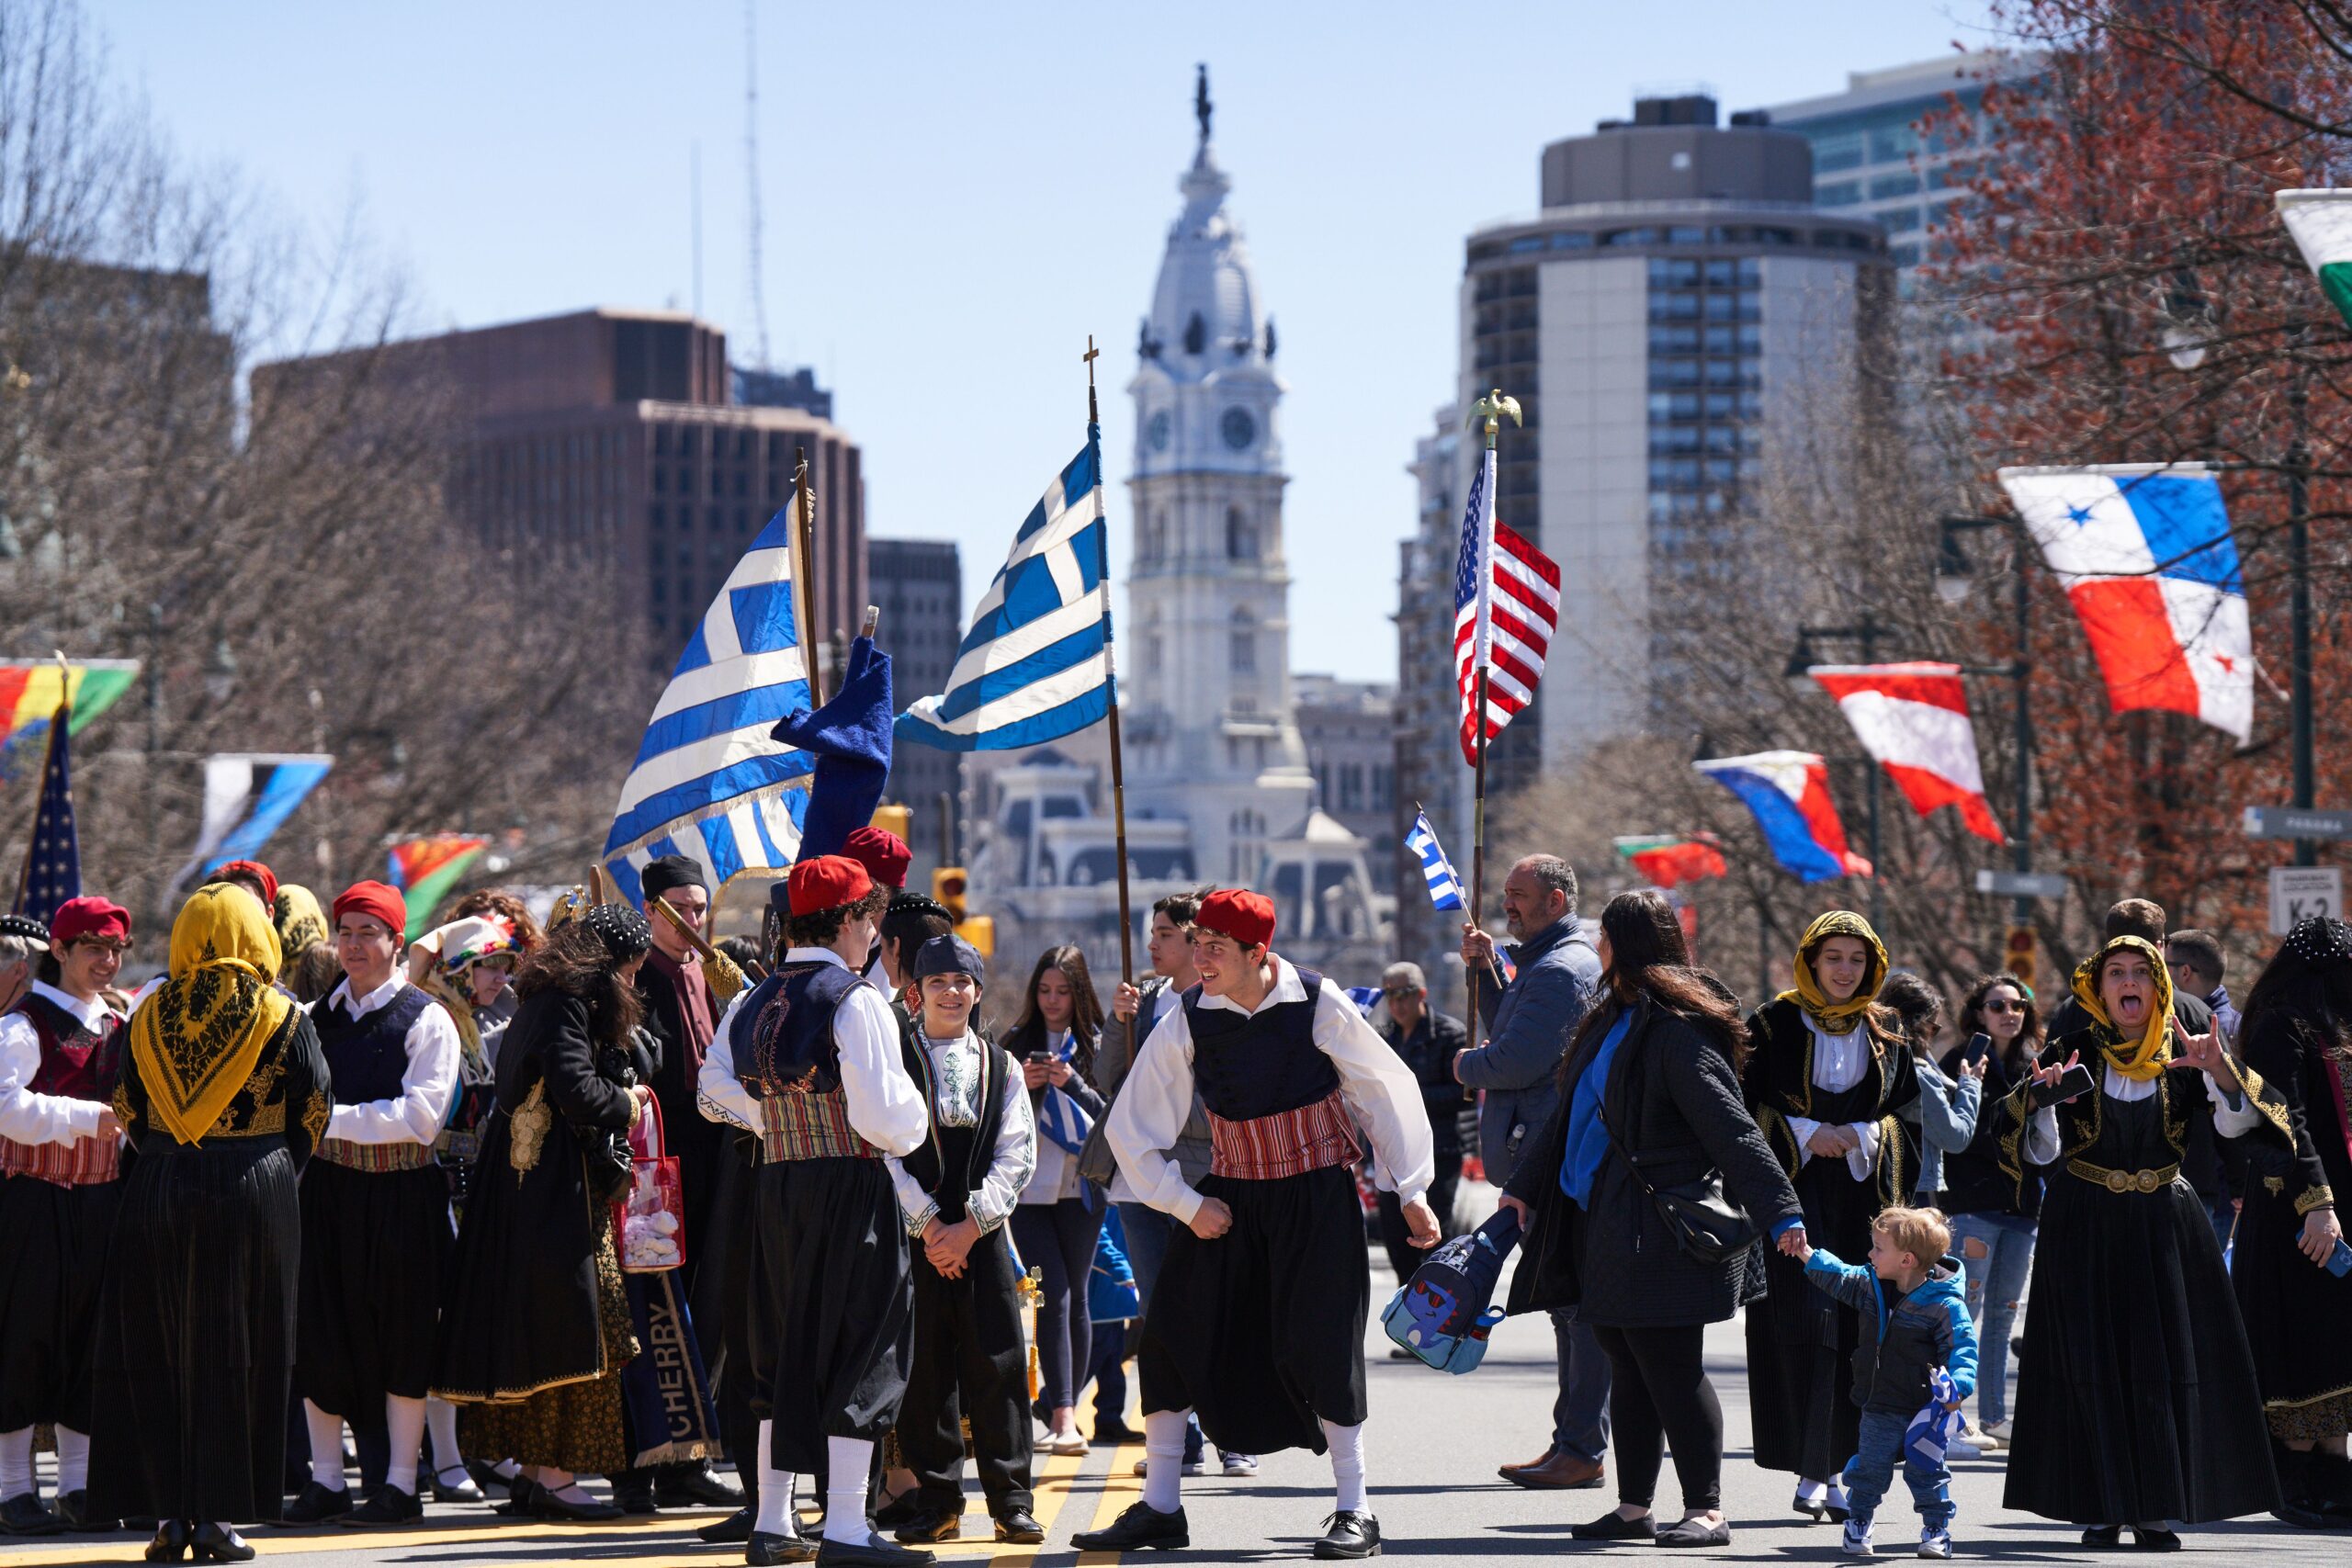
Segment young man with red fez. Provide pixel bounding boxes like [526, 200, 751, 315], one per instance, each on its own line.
[839, 826, 912, 986]
[284, 880, 463, 1529]
[209, 859, 279, 911]
[699, 854, 933, 1568]
[1082, 890, 1440, 1562]
[0, 897, 132, 1536]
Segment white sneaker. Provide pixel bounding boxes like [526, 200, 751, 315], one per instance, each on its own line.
[1843, 1518, 1874, 1557]
[1944, 1434, 1985, 1461]
[1980, 1419, 2013, 1444]
[1918, 1529, 1953, 1559]
[1220, 1452, 1258, 1478]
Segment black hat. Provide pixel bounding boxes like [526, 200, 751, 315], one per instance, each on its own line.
[640, 855, 707, 901]
[910, 933, 986, 986]
[579, 902, 652, 962]
[0, 913, 48, 945]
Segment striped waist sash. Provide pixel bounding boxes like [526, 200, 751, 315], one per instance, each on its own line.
[756, 1089, 878, 1163]
[316, 1138, 437, 1173]
[0, 1133, 121, 1187]
[1207, 1089, 1361, 1181]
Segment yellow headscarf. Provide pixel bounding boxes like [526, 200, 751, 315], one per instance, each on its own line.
[1778, 908, 1890, 1034]
[2068, 934, 2173, 1081]
[273, 884, 330, 957]
[129, 885, 298, 1145]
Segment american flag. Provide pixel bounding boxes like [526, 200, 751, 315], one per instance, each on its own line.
[10, 702, 79, 924]
[1453, 446, 1561, 765]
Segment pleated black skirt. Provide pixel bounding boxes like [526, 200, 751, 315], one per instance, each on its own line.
[0, 1172, 121, 1431]
[294, 1158, 452, 1424]
[746, 1156, 911, 1473]
[1137, 1164, 1369, 1457]
[1744, 1153, 1877, 1480]
[86, 1137, 300, 1525]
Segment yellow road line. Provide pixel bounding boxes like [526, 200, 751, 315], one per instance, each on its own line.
[1073, 1441, 1144, 1565]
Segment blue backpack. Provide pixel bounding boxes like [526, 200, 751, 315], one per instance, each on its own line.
[1380, 1210, 1521, 1374]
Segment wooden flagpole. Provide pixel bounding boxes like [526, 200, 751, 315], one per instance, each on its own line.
[1464, 390, 1521, 1035]
[792, 446, 826, 705]
[1084, 335, 1136, 990]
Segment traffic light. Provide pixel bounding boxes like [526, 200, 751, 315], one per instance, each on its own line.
[870, 803, 911, 844]
[933, 866, 993, 958]
[2004, 924, 2037, 992]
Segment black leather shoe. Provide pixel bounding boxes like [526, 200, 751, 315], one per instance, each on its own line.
[338, 1485, 424, 1527]
[658, 1463, 745, 1507]
[433, 1466, 486, 1505]
[144, 1520, 189, 1562]
[1072, 1502, 1190, 1551]
[465, 1459, 511, 1498]
[747, 1529, 818, 1565]
[2082, 1526, 2124, 1548]
[1571, 1509, 1657, 1540]
[994, 1509, 1045, 1544]
[814, 1534, 938, 1566]
[0, 1493, 64, 1537]
[190, 1522, 256, 1562]
[495, 1476, 541, 1517]
[1093, 1417, 1144, 1445]
[57, 1490, 119, 1531]
[700, 1506, 755, 1543]
[277, 1483, 352, 1525]
[892, 1506, 961, 1543]
[532, 1486, 625, 1522]
[1792, 1491, 1827, 1522]
[2131, 1526, 2182, 1551]
[872, 1492, 922, 1528]
[1313, 1509, 1382, 1560]
[611, 1480, 658, 1516]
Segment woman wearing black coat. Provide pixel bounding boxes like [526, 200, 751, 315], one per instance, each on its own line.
[1500, 892, 1804, 1550]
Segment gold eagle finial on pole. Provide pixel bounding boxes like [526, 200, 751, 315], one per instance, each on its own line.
[1468, 389, 1522, 450]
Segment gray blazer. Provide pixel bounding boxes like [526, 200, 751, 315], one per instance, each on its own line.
[1456, 915, 1601, 1184]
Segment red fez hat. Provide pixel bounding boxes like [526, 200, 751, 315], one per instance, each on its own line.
[51, 896, 130, 946]
[212, 859, 280, 909]
[1195, 889, 1275, 951]
[787, 854, 873, 918]
[842, 826, 912, 890]
[332, 880, 408, 936]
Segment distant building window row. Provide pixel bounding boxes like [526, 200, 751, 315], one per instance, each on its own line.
[1649, 389, 1762, 422]
[1472, 224, 1883, 265]
[1648, 257, 1761, 289]
[1646, 291, 1762, 324]
[1649, 360, 1761, 390]
[1646, 425, 1757, 457]
[1648, 323, 1764, 355]
[648, 503, 757, 536]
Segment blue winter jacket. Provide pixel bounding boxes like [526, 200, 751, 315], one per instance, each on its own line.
[1804, 1247, 1979, 1416]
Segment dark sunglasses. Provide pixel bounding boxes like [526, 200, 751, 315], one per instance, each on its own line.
[1982, 998, 2019, 1015]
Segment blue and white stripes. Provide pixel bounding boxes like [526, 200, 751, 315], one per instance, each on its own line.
[896, 434, 1114, 752]
[602, 503, 816, 901]
[1406, 808, 1465, 912]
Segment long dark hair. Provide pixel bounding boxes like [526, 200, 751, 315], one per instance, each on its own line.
[1956, 972, 2042, 1069]
[1879, 971, 1946, 1059]
[514, 921, 643, 1047]
[1558, 891, 1745, 1080]
[2240, 945, 2352, 1066]
[1008, 943, 1103, 1084]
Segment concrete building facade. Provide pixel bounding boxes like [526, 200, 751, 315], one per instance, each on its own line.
[867, 537, 964, 879]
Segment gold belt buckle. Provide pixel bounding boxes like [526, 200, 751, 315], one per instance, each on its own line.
[2135, 1168, 2161, 1193]
[2103, 1168, 2131, 1194]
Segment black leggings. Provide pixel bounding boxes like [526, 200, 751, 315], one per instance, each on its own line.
[1589, 1323, 1724, 1513]
[1011, 1200, 1102, 1410]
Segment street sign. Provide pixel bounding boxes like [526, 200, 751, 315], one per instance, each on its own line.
[2245, 806, 2352, 840]
[1974, 869, 2070, 900]
[2269, 866, 2343, 935]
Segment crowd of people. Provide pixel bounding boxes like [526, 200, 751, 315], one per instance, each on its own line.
[1, 834, 2348, 1564]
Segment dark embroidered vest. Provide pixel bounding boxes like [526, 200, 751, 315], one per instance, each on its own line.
[11, 992, 123, 1101]
[897, 1018, 1011, 1223]
[313, 983, 433, 1105]
[736, 959, 874, 1160]
[1183, 965, 1334, 1122]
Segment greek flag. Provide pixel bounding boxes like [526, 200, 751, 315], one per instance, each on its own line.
[1406, 807, 1465, 912]
[602, 503, 815, 901]
[896, 431, 1112, 751]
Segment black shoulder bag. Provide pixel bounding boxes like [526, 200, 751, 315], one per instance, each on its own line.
[1598, 1085, 1756, 1266]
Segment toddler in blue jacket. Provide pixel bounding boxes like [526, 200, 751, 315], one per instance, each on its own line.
[1796, 1205, 1978, 1560]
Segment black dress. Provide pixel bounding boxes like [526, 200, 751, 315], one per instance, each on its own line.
[2001, 1037, 2290, 1525]
[86, 1010, 331, 1525]
[2230, 1011, 2352, 1441]
[1741, 998, 1917, 1482]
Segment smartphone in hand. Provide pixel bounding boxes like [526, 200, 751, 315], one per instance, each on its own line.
[2027, 1061, 2096, 1110]
[1962, 1032, 1992, 1068]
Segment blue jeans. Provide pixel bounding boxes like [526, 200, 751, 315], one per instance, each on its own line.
[1842, 1407, 1952, 1531]
[1948, 1212, 2034, 1426]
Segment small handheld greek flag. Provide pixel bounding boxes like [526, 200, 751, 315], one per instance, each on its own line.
[1904, 1368, 1962, 1470]
[1406, 808, 1464, 912]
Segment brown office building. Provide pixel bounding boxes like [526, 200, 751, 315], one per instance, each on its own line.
[254, 307, 866, 666]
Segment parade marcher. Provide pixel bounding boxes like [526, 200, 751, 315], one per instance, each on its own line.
[699, 854, 933, 1568]
[840, 827, 913, 985]
[1080, 889, 1438, 1561]
[1880, 971, 1983, 1205]
[1998, 934, 2291, 1544]
[0, 898, 131, 1536]
[0, 914, 41, 1014]
[1454, 854, 1610, 1493]
[2225, 917, 2352, 1528]
[284, 880, 461, 1528]
[1743, 909, 1918, 1522]
[208, 859, 279, 914]
[87, 885, 333, 1562]
[1374, 960, 1468, 1283]
[883, 934, 1042, 1546]
[1500, 890, 1804, 1551]
[1935, 974, 2043, 1451]
[432, 901, 657, 1525]
[272, 885, 339, 1005]
[1005, 943, 1109, 1459]
[2168, 928, 2243, 1042]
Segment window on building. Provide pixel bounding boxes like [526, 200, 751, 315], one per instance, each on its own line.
[1226, 506, 1258, 559]
[1870, 171, 1922, 200]
[1146, 633, 1163, 675]
[650, 504, 666, 533]
[1229, 606, 1257, 673]
[1815, 180, 1861, 208]
[1339, 763, 1364, 811]
[1870, 122, 1920, 163]
[1814, 130, 1864, 173]
[1883, 206, 1923, 234]
[1372, 764, 1393, 812]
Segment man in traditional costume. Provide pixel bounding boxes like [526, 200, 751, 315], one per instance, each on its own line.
[700, 855, 932, 1568]
[0, 898, 132, 1535]
[1079, 889, 1439, 1561]
[283, 880, 461, 1528]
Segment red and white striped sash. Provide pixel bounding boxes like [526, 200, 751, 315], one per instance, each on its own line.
[1207, 1089, 1361, 1181]
[0, 1133, 121, 1187]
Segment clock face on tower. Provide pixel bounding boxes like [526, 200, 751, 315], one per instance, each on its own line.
[1220, 406, 1257, 452]
[1148, 411, 1171, 452]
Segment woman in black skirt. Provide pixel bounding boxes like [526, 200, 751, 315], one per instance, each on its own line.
[88, 885, 333, 1563]
[2228, 917, 2352, 1527]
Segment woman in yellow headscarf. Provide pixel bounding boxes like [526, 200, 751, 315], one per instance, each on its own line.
[85, 886, 333, 1562]
[1741, 909, 1919, 1520]
[1996, 934, 2293, 1545]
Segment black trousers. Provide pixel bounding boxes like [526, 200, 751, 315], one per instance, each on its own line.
[1590, 1323, 1724, 1513]
[899, 1227, 1034, 1517]
[1374, 1150, 1462, 1282]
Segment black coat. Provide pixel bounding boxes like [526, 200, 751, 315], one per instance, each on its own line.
[1505, 995, 1803, 1328]
[1935, 1039, 2044, 1220]
[1379, 1009, 1471, 1156]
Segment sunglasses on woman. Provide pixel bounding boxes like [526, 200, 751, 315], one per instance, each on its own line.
[1983, 998, 2018, 1015]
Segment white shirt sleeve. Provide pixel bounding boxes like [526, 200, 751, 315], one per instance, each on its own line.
[2205, 1068, 2266, 1137]
[1106, 1003, 1207, 1225]
[1786, 1113, 1823, 1168]
[1316, 979, 1435, 1205]
[2022, 1105, 2062, 1166]
[1844, 1118, 1883, 1183]
[326, 998, 459, 1145]
[885, 1154, 936, 1236]
[0, 1010, 105, 1145]
[973, 1069, 1037, 1234]
[698, 987, 761, 1132]
[834, 985, 928, 1158]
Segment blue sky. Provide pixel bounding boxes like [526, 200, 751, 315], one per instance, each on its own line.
[106, 1, 1996, 683]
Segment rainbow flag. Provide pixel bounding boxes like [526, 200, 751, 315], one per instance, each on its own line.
[386, 835, 489, 941]
[0, 660, 141, 755]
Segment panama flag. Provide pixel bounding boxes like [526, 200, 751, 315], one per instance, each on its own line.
[2278, 189, 2352, 328]
[1997, 464, 2253, 743]
[1695, 751, 1871, 883]
[1809, 663, 2006, 843]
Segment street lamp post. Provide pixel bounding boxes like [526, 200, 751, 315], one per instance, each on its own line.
[1785, 610, 1884, 931]
[1937, 515, 2036, 928]
[2287, 335, 2317, 868]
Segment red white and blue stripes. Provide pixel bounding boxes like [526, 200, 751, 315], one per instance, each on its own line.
[1452, 446, 1560, 765]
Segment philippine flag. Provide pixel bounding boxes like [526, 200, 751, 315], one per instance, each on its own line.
[1997, 464, 2254, 743]
[1809, 663, 2006, 844]
[1695, 751, 1872, 883]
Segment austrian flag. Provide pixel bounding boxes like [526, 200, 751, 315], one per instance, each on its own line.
[1810, 663, 2006, 843]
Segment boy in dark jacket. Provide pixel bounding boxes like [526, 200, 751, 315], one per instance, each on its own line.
[1795, 1206, 1978, 1561]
